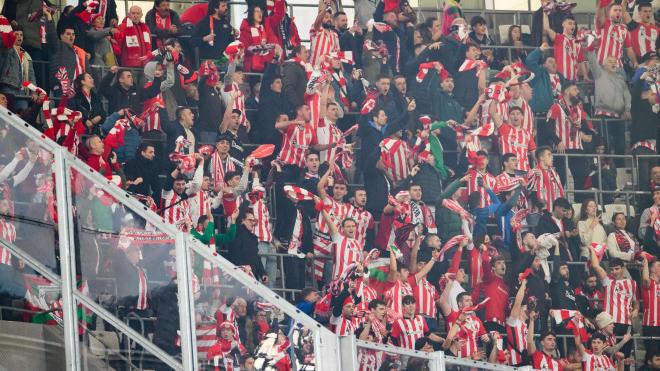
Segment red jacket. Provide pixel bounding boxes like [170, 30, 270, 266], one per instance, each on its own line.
[239, 2, 283, 72]
[115, 17, 152, 67]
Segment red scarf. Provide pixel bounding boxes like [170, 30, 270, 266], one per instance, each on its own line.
[119, 18, 152, 60]
[442, 198, 474, 224]
[210, 152, 236, 188]
[613, 229, 636, 252]
[331, 69, 349, 109]
[154, 11, 171, 48]
[287, 57, 313, 79]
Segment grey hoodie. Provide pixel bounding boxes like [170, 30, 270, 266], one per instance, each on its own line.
[587, 51, 631, 116]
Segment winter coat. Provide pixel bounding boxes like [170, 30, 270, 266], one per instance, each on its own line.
[0, 45, 36, 90]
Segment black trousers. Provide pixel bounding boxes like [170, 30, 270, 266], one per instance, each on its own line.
[554, 149, 588, 202]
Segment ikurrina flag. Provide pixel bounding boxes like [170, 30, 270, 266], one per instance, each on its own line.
[24, 274, 93, 334]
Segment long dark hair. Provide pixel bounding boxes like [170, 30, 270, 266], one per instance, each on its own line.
[578, 198, 598, 222]
[246, 5, 263, 26]
[506, 25, 521, 45]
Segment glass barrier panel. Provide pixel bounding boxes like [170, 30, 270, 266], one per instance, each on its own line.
[355, 342, 438, 371]
[0, 273, 67, 371]
[189, 241, 321, 370]
[445, 355, 515, 371]
[0, 110, 60, 275]
[66, 160, 184, 369]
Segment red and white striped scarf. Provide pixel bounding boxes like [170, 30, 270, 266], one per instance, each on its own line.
[210, 153, 237, 189]
[288, 208, 304, 254]
[459, 59, 487, 76]
[511, 208, 532, 252]
[0, 219, 16, 265]
[201, 235, 220, 286]
[613, 229, 636, 253]
[650, 205, 660, 241]
[225, 82, 248, 127]
[416, 61, 444, 82]
[549, 73, 562, 99]
[153, 11, 171, 48]
[442, 198, 473, 223]
[136, 267, 148, 310]
[286, 56, 313, 79]
[632, 140, 657, 153]
[331, 70, 350, 109]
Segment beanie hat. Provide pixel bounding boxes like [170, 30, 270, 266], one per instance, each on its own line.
[595, 312, 614, 329]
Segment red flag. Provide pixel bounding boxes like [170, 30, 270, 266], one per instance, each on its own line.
[250, 144, 275, 159]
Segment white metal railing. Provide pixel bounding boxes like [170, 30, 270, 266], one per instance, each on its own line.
[0, 106, 521, 370]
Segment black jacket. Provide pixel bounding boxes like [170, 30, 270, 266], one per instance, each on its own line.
[123, 154, 162, 202]
[197, 78, 225, 133]
[145, 8, 181, 48]
[535, 212, 563, 237]
[282, 60, 307, 111]
[227, 224, 266, 279]
[359, 122, 390, 216]
[256, 61, 289, 145]
[67, 90, 106, 134]
[193, 15, 235, 61]
[162, 120, 198, 157]
[99, 71, 143, 114]
[550, 254, 578, 311]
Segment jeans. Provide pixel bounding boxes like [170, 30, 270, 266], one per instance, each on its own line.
[258, 242, 277, 288]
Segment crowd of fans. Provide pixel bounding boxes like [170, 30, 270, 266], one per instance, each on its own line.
[0, 0, 659, 370]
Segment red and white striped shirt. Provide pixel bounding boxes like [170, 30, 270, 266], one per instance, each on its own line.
[332, 234, 363, 279]
[385, 279, 413, 316]
[278, 122, 315, 168]
[629, 22, 658, 58]
[597, 20, 632, 68]
[160, 190, 191, 232]
[554, 34, 585, 81]
[210, 153, 239, 189]
[251, 198, 272, 243]
[313, 198, 351, 281]
[380, 137, 410, 182]
[506, 317, 528, 365]
[602, 276, 638, 325]
[532, 350, 563, 371]
[189, 190, 220, 228]
[467, 169, 497, 208]
[309, 27, 339, 67]
[348, 205, 374, 247]
[498, 124, 536, 171]
[547, 100, 586, 151]
[315, 119, 343, 165]
[411, 276, 439, 318]
[226, 82, 248, 127]
[582, 351, 616, 371]
[446, 310, 487, 358]
[509, 98, 535, 133]
[527, 166, 565, 212]
[495, 172, 529, 210]
[391, 315, 428, 349]
[0, 219, 16, 265]
[331, 315, 356, 336]
[642, 279, 660, 327]
[356, 279, 379, 312]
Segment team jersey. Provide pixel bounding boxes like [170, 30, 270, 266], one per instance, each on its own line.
[553, 34, 585, 81]
[379, 137, 411, 183]
[314, 119, 343, 165]
[0, 219, 16, 265]
[602, 276, 638, 325]
[331, 234, 363, 279]
[597, 19, 632, 68]
[347, 205, 374, 247]
[506, 317, 528, 365]
[446, 310, 487, 359]
[532, 350, 563, 371]
[642, 279, 660, 327]
[313, 198, 351, 281]
[527, 166, 565, 212]
[160, 190, 192, 232]
[391, 315, 428, 349]
[278, 122, 316, 168]
[410, 276, 439, 318]
[547, 100, 586, 151]
[385, 279, 414, 316]
[309, 27, 339, 67]
[582, 351, 616, 371]
[467, 169, 497, 208]
[188, 190, 221, 228]
[509, 97, 535, 133]
[330, 315, 356, 336]
[498, 123, 536, 171]
[628, 22, 658, 58]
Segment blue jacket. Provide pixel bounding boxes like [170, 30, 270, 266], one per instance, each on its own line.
[470, 188, 501, 237]
[494, 187, 523, 250]
[101, 112, 142, 163]
[526, 48, 566, 113]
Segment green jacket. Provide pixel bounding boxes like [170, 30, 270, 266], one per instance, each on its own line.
[434, 178, 464, 242]
[191, 221, 236, 246]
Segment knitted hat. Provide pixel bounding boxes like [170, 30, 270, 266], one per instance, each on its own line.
[595, 312, 614, 329]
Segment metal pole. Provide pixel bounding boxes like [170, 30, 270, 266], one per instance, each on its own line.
[596, 154, 603, 206]
[174, 232, 198, 371]
[53, 149, 82, 371]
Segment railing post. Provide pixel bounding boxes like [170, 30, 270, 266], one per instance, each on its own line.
[175, 232, 198, 371]
[430, 351, 446, 371]
[53, 149, 81, 371]
[338, 335, 359, 371]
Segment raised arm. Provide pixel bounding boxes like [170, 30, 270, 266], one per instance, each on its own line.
[414, 249, 439, 282]
[219, 93, 236, 133]
[542, 11, 557, 41]
[642, 256, 650, 288]
[185, 157, 205, 195]
[438, 275, 455, 317]
[316, 162, 333, 201]
[510, 279, 527, 320]
[488, 98, 504, 129]
[574, 329, 586, 357]
[589, 247, 608, 281]
[320, 209, 340, 239]
[526, 313, 537, 354]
